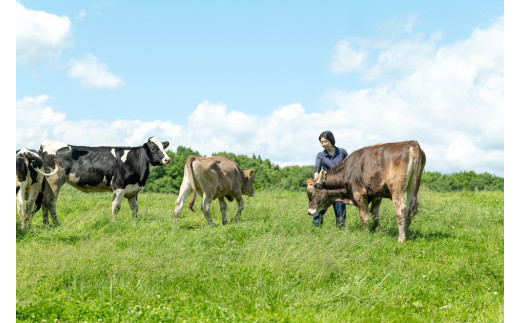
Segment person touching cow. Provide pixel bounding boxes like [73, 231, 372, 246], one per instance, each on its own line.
[312, 131, 349, 229]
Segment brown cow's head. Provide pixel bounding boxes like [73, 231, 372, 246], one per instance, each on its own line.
[306, 174, 333, 215]
[243, 169, 255, 197]
[306, 170, 351, 215]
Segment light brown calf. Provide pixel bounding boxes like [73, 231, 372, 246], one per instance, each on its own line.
[174, 156, 255, 226]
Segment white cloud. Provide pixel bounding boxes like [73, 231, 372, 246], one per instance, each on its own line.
[77, 9, 87, 20]
[329, 40, 367, 74]
[68, 54, 126, 90]
[16, 1, 73, 65]
[16, 95, 180, 148]
[325, 17, 504, 176]
[16, 17, 504, 176]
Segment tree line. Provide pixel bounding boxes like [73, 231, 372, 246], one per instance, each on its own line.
[144, 146, 504, 194]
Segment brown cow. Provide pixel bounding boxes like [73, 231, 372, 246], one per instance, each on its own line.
[174, 156, 255, 226]
[306, 140, 426, 243]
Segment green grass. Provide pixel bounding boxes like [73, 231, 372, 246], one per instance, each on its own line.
[16, 186, 504, 322]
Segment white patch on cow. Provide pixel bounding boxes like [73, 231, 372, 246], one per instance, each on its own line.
[308, 208, 317, 215]
[124, 183, 142, 197]
[17, 147, 38, 158]
[111, 148, 117, 158]
[149, 136, 163, 151]
[403, 146, 414, 196]
[121, 150, 130, 163]
[67, 173, 112, 193]
[41, 140, 69, 155]
[149, 136, 170, 165]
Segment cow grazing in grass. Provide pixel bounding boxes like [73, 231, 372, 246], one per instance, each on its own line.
[174, 156, 255, 226]
[16, 148, 59, 229]
[39, 137, 171, 224]
[306, 140, 426, 243]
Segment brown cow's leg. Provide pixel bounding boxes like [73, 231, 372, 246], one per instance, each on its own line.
[232, 196, 244, 223]
[201, 192, 215, 226]
[369, 198, 382, 230]
[392, 195, 407, 243]
[404, 188, 414, 234]
[358, 207, 370, 231]
[354, 194, 370, 231]
[219, 198, 228, 225]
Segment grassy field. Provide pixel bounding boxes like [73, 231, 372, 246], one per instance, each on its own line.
[16, 186, 504, 322]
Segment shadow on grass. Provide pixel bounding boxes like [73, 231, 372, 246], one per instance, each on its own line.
[16, 222, 61, 241]
[383, 226, 452, 241]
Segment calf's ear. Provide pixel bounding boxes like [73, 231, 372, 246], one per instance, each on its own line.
[306, 178, 314, 187]
[162, 141, 169, 149]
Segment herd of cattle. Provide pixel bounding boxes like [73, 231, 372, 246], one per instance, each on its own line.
[16, 137, 425, 243]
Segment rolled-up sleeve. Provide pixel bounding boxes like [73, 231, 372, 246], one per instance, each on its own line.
[314, 153, 323, 173]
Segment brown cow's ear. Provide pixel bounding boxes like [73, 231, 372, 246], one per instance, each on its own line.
[162, 141, 169, 149]
[306, 178, 314, 187]
[249, 169, 255, 176]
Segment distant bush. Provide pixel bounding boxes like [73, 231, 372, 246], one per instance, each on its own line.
[144, 147, 504, 193]
[421, 171, 504, 192]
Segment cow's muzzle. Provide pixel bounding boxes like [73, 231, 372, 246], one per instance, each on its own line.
[163, 157, 171, 165]
[308, 208, 317, 215]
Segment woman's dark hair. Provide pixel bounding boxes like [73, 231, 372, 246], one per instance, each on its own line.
[319, 130, 335, 146]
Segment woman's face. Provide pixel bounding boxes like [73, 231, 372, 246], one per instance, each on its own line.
[320, 137, 333, 151]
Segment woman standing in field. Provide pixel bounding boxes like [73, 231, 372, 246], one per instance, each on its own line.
[313, 130, 349, 228]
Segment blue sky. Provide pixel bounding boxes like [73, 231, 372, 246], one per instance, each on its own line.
[15, 1, 505, 175]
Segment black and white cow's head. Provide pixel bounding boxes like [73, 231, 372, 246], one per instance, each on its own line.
[143, 136, 171, 166]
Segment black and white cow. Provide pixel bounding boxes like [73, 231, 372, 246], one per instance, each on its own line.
[16, 148, 59, 229]
[39, 136, 171, 224]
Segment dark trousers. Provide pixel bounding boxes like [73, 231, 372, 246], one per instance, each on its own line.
[312, 202, 346, 229]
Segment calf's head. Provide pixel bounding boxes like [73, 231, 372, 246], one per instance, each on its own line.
[306, 170, 353, 215]
[144, 136, 171, 166]
[243, 169, 255, 197]
[306, 177, 333, 215]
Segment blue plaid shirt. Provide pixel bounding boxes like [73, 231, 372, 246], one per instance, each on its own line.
[314, 147, 348, 173]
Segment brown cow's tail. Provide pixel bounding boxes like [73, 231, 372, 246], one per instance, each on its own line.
[186, 156, 198, 212]
[409, 142, 426, 218]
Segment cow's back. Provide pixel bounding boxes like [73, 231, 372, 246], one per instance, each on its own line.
[344, 141, 420, 198]
[190, 156, 241, 197]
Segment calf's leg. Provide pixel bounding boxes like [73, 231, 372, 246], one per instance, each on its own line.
[232, 196, 244, 223]
[173, 177, 193, 224]
[201, 192, 215, 226]
[218, 198, 228, 225]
